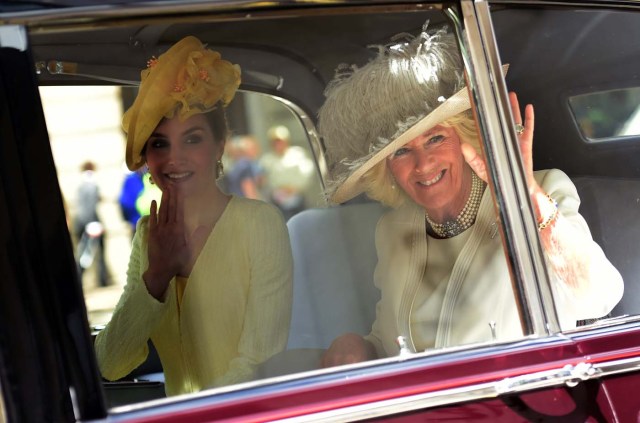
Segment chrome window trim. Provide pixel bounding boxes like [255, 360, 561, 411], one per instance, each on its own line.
[0, 381, 6, 423]
[488, 0, 640, 9]
[275, 355, 640, 422]
[0, 1, 440, 30]
[451, 0, 560, 335]
[108, 335, 563, 418]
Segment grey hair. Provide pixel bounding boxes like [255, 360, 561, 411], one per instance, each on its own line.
[318, 25, 465, 199]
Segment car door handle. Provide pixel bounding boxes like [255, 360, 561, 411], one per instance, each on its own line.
[495, 362, 597, 394]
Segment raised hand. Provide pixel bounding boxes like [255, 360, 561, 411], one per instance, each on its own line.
[509, 91, 538, 195]
[144, 185, 190, 300]
[462, 92, 539, 194]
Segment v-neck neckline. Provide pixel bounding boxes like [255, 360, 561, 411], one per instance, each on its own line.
[174, 195, 235, 313]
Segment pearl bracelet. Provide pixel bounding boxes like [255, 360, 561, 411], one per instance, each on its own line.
[538, 194, 558, 231]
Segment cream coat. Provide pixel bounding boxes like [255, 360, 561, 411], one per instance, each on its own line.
[366, 169, 623, 357]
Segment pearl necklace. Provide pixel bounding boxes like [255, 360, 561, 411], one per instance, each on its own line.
[425, 171, 485, 238]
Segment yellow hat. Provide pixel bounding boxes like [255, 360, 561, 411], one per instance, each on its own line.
[122, 36, 241, 170]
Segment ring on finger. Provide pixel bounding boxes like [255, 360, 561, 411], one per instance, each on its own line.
[515, 123, 525, 135]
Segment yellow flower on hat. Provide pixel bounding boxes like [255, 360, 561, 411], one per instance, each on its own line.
[122, 36, 241, 170]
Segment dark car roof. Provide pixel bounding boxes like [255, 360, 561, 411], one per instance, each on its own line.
[15, 1, 640, 180]
[23, 4, 448, 131]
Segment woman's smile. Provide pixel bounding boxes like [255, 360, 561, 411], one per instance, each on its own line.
[165, 171, 194, 182]
[416, 169, 445, 187]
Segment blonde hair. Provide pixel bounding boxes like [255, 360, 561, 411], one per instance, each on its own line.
[362, 110, 481, 208]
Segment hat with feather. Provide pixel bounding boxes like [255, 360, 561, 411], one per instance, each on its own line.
[318, 25, 474, 204]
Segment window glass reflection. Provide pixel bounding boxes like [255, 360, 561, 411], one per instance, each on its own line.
[43, 86, 322, 329]
[34, 4, 628, 411]
[42, 83, 322, 403]
[492, 5, 637, 321]
[569, 87, 640, 140]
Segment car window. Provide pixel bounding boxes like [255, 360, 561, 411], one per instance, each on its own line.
[491, 5, 639, 324]
[30, 3, 615, 410]
[42, 86, 323, 328]
[569, 87, 640, 141]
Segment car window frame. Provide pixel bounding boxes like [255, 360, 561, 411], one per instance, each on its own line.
[0, 24, 107, 422]
[453, 0, 561, 336]
[42, 0, 544, 380]
[2, 0, 604, 419]
[477, 0, 640, 335]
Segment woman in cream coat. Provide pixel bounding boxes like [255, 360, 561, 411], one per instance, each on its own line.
[317, 27, 623, 366]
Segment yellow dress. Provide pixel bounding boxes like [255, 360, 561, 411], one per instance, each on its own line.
[95, 196, 293, 396]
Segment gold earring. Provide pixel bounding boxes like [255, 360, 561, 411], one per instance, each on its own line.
[216, 160, 224, 179]
[148, 174, 155, 185]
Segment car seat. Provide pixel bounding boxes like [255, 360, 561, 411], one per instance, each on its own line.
[573, 175, 640, 317]
[256, 201, 386, 378]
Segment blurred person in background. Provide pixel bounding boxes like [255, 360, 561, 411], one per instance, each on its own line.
[119, 166, 145, 239]
[73, 160, 109, 287]
[119, 165, 163, 239]
[260, 125, 314, 220]
[222, 135, 264, 199]
[135, 171, 162, 219]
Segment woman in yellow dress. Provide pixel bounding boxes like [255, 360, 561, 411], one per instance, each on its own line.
[95, 36, 293, 395]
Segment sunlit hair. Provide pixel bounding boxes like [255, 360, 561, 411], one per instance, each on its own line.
[361, 110, 480, 208]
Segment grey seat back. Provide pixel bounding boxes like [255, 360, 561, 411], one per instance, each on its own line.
[573, 176, 640, 316]
[286, 202, 386, 349]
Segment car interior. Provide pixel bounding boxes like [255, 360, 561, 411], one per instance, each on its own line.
[491, 6, 640, 317]
[16, 1, 640, 409]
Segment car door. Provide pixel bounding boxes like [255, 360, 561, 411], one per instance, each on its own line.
[2, 1, 640, 422]
[485, 1, 640, 420]
[0, 25, 106, 422]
